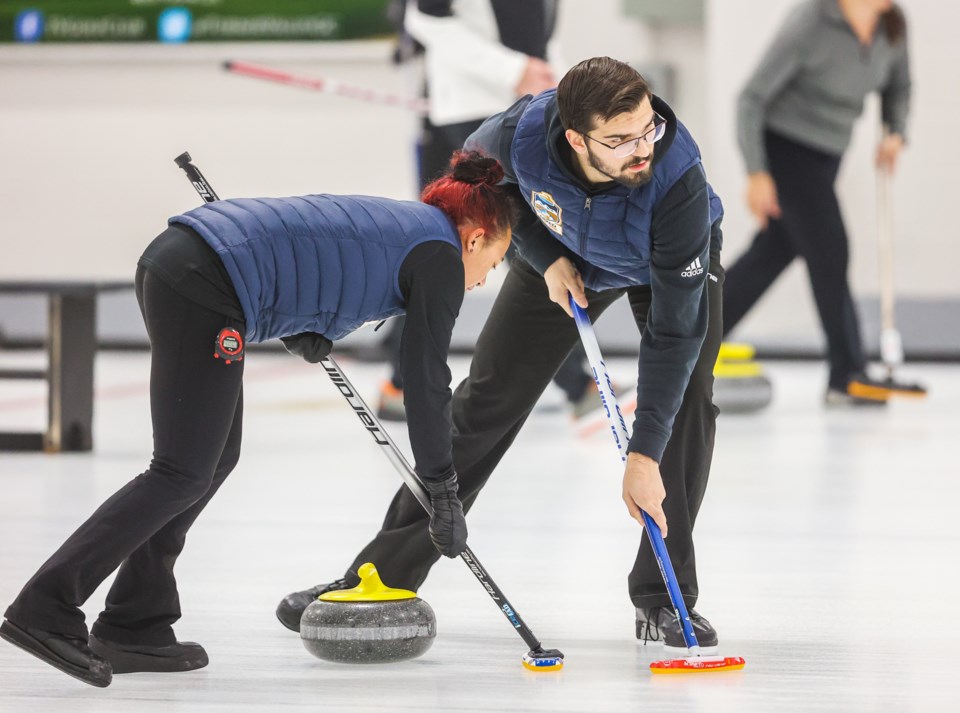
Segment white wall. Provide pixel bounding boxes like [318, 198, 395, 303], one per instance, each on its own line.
[555, 3, 707, 137]
[705, 0, 957, 348]
[0, 3, 665, 284]
[0, 41, 421, 281]
[556, 1, 655, 69]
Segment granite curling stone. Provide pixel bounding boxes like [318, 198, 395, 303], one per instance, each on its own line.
[712, 342, 773, 414]
[300, 562, 436, 664]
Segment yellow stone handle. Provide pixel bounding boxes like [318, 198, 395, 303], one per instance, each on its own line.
[319, 562, 418, 602]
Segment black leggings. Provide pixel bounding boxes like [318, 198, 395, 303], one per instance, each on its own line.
[4, 267, 245, 646]
[722, 131, 865, 390]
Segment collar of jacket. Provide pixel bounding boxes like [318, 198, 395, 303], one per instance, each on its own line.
[541, 93, 680, 194]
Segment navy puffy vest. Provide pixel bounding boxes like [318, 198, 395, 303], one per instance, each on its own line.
[170, 196, 462, 343]
[512, 90, 723, 291]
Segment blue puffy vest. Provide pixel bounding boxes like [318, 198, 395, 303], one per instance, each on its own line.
[512, 90, 723, 291]
[170, 195, 462, 343]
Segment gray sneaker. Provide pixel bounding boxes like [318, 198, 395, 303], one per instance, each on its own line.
[276, 579, 352, 632]
[636, 606, 719, 655]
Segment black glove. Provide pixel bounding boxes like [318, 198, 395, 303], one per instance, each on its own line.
[280, 332, 333, 363]
[422, 474, 468, 558]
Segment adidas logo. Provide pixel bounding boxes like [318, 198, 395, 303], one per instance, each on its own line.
[681, 258, 704, 277]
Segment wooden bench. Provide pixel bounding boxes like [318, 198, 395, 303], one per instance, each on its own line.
[0, 281, 131, 452]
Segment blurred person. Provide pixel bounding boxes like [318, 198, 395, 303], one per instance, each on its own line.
[0, 152, 514, 687]
[723, 0, 911, 406]
[376, 0, 602, 422]
[279, 57, 727, 654]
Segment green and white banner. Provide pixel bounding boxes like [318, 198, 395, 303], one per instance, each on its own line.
[1, 1, 394, 43]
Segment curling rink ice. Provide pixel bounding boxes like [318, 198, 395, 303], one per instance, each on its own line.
[0, 350, 957, 713]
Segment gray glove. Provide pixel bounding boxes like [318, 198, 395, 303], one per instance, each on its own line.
[422, 474, 468, 557]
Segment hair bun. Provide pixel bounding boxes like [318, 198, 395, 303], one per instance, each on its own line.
[450, 150, 504, 186]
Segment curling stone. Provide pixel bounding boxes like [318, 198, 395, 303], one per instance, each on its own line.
[300, 562, 436, 664]
[713, 343, 774, 414]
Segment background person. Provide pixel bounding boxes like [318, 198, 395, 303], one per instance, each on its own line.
[722, 0, 912, 406]
[376, 0, 602, 422]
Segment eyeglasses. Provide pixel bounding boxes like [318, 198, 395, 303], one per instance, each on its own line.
[581, 113, 667, 158]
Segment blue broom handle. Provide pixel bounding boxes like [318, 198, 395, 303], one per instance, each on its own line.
[570, 298, 701, 653]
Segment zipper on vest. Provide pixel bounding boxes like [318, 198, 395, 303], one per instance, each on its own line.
[578, 197, 592, 255]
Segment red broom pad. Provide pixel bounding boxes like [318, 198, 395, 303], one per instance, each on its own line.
[650, 656, 746, 674]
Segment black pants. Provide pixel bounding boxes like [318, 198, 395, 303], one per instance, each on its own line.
[4, 267, 244, 645]
[723, 131, 865, 390]
[347, 255, 723, 610]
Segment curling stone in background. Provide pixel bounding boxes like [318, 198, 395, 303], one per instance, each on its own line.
[300, 562, 436, 664]
[713, 343, 774, 414]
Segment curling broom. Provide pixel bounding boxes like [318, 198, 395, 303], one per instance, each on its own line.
[849, 159, 927, 400]
[570, 297, 745, 674]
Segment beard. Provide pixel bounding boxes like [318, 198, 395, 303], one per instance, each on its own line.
[586, 146, 654, 188]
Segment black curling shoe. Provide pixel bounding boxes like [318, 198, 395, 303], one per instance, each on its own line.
[276, 578, 353, 632]
[89, 634, 208, 673]
[0, 619, 112, 687]
[636, 606, 719, 655]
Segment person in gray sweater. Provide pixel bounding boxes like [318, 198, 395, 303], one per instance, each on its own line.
[723, 0, 911, 405]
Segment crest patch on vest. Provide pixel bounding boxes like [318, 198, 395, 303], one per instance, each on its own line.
[531, 190, 562, 235]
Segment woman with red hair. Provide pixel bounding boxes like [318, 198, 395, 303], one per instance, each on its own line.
[1, 151, 513, 688]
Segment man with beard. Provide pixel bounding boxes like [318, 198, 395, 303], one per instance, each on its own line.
[277, 56, 726, 652]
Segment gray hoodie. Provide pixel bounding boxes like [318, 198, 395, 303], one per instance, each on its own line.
[738, 0, 911, 173]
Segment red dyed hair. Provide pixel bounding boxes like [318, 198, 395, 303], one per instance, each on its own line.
[421, 151, 515, 240]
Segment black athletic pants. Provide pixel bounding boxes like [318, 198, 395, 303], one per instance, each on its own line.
[4, 267, 244, 646]
[723, 131, 866, 390]
[347, 254, 723, 610]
